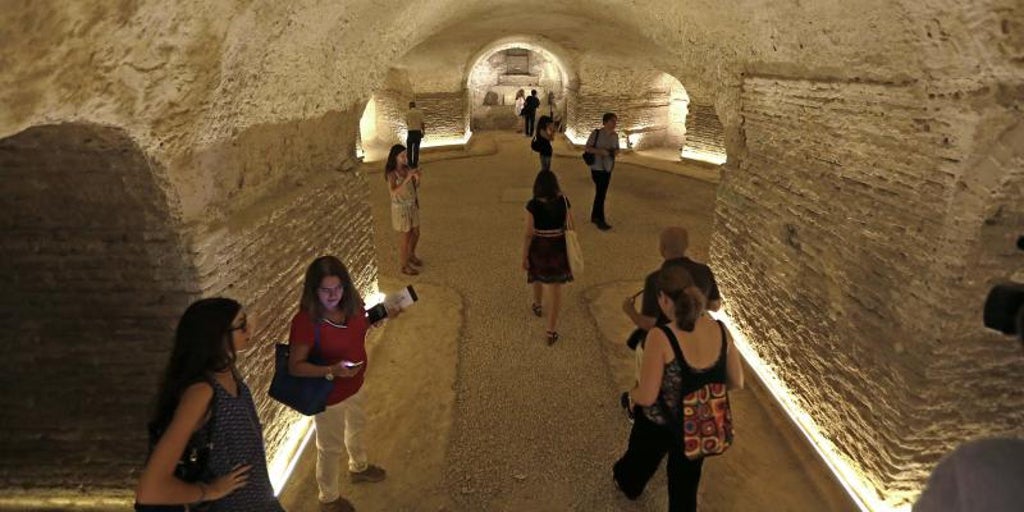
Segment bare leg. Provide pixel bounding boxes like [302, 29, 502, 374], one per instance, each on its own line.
[409, 226, 421, 264]
[532, 282, 543, 306]
[398, 232, 409, 269]
[547, 284, 562, 333]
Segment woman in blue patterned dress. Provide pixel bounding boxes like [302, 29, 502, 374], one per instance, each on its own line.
[135, 298, 283, 511]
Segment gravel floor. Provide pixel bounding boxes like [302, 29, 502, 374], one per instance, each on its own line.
[370, 132, 718, 510]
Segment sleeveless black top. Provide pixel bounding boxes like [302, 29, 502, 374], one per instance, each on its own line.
[643, 320, 729, 426]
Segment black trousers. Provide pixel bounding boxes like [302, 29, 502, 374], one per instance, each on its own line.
[613, 409, 705, 512]
[524, 112, 536, 136]
[406, 130, 423, 168]
[590, 170, 612, 223]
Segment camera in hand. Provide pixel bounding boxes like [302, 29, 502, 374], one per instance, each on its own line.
[366, 284, 418, 324]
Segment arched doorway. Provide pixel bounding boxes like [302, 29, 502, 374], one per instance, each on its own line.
[0, 123, 198, 492]
[465, 37, 573, 134]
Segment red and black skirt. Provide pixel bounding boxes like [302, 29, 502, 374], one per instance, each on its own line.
[527, 229, 573, 284]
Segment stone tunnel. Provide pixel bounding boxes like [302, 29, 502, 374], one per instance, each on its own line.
[0, 1, 1022, 511]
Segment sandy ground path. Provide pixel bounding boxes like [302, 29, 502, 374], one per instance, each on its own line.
[280, 132, 854, 511]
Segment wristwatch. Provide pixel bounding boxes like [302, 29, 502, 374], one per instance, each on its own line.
[325, 368, 335, 381]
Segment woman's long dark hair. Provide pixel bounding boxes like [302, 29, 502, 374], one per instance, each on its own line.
[657, 265, 706, 331]
[149, 298, 241, 434]
[300, 255, 363, 320]
[534, 116, 553, 140]
[532, 170, 561, 201]
[384, 144, 407, 181]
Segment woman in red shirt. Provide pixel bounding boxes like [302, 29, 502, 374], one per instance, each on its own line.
[287, 256, 388, 512]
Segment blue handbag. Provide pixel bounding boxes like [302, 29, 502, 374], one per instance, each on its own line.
[269, 322, 334, 416]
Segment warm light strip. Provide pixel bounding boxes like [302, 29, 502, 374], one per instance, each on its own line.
[418, 131, 473, 149]
[0, 495, 131, 509]
[268, 416, 315, 496]
[681, 148, 727, 165]
[708, 310, 909, 512]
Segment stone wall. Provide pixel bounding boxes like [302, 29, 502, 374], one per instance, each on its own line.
[365, 69, 468, 152]
[711, 75, 1024, 503]
[568, 65, 687, 151]
[0, 124, 198, 489]
[684, 103, 725, 158]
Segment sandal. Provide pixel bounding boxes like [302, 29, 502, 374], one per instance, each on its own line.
[409, 256, 423, 267]
[531, 303, 543, 317]
[546, 331, 559, 345]
[401, 265, 420, 276]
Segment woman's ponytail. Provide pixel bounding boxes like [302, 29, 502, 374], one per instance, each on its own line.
[657, 266, 706, 331]
[673, 286, 705, 331]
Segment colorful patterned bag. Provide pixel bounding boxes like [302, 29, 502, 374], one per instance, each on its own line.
[680, 381, 733, 459]
[657, 322, 734, 460]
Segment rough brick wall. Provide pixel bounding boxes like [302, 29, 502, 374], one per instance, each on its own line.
[369, 70, 468, 148]
[418, 92, 469, 143]
[0, 124, 198, 489]
[711, 75, 1024, 503]
[567, 65, 688, 151]
[684, 103, 725, 157]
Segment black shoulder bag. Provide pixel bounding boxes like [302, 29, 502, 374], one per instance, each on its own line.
[581, 129, 599, 166]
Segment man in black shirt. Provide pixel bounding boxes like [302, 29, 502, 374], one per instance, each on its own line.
[523, 89, 540, 137]
[623, 227, 721, 334]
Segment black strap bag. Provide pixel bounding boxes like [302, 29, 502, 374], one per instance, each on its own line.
[134, 383, 217, 511]
[581, 129, 599, 166]
[269, 322, 334, 416]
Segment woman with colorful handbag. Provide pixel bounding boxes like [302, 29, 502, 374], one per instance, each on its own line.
[135, 298, 283, 511]
[522, 170, 577, 345]
[287, 256, 393, 512]
[613, 266, 744, 511]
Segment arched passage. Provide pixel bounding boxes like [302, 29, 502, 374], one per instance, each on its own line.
[0, 123, 198, 491]
[464, 37, 573, 132]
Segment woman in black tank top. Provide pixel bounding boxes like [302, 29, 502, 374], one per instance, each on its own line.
[614, 266, 744, 511]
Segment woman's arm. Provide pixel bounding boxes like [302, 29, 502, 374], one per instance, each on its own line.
[630, 329, 668, 406]
[288, 343, 338, 378]
[724, 328, 745, 390]
[522, 211, 534, 271]
[388, 172, 411, 194]
[135, 383, 251, 505]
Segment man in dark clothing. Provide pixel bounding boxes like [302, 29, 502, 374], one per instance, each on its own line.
[523, 89, 540, 137]
[623, 227, 721, 335]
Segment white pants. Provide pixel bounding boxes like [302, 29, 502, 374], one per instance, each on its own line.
[313, 389, 368, 503]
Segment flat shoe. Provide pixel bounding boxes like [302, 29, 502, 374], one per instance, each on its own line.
[546, 331, 559, 345]
[350, 464, 387, 484]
